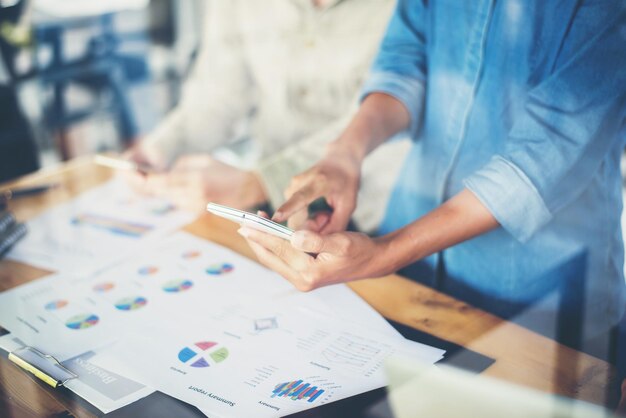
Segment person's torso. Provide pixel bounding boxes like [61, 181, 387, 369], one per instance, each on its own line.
[232, 0, 395, 155]
[380, 0, 626, 331]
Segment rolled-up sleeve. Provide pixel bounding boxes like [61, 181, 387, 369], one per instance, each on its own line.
[464, 6, 626, 242]
[360, 0, 428, 138]
[464, 156, 552, 243]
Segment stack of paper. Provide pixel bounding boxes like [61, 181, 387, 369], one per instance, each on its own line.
[0, 183, 445, 417]
[7, 179, 195, 273]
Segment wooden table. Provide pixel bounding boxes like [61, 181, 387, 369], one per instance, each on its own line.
[0, 159, 618, 417]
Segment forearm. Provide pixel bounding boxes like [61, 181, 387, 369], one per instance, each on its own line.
[329, 93, 410, 163]
[142, 107, 186, 164]
[375, 189, 500, 275]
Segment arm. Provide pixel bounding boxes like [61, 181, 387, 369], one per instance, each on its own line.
[243, 1, 626, 291]
[255, 107, 357, 216]
[379, 190, 499, 273]
[272, 0, 429, 232]
[269, 92, 410, 231]
[240, 189, 498, 291]
[256, 100, 412, 233]
[141, 0, 254, 162]
[328, 92, 411, 165]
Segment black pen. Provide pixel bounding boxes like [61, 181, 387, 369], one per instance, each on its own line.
[1, 183, 60, 201]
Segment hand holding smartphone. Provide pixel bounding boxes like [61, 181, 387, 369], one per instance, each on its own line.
[94, 154, 158, 175]
[206, 203, 294, 240]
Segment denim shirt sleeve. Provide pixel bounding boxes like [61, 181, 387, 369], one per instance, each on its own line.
[360, 0, 428, 137]
[465, 7, 626, 243]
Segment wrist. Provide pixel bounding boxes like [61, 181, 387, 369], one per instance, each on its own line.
[371, 234, 403, 277]
[326, 131, 371, 165]
[373, 229, 425, 276]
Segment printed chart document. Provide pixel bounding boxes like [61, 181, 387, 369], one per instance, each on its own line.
[0, 334, 154, 414]
[0, 231, 440, 416]
[92, 300, 444, 418]
[7, 179, 195, 272]
[0, 232, 403, 360]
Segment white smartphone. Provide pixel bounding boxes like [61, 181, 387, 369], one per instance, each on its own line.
[206, 202, 294, 240]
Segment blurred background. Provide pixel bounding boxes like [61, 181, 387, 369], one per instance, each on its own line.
[0, 0, 204, 169]
[0, 0, 625, 262]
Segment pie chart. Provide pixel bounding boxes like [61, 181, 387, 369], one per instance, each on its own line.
[115, 296, 148, 311]
[93, 282, 115, 293]
[182, 250, 201, 260]
[205, 263, 234, 275]
[45, 300, 68, 310]
[66, 314, 99, 330]
[177, 341, 229, 368]
[138, 266, 159, 276]
[162, 279, 193, 293]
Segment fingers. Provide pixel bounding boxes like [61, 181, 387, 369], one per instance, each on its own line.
[291, 230, 350, 255]
[321, 202, 353, 234]
[245, 240, 306, 288]
[125, 143, 168, 171]
[239, 227, 311, 268]
[292, 212, 331, 233]
[290, 230, 326, 253]
[302, 211, 331, 233]
[317, 191, 356, 234]
[142, 173, 169, 195]
[240, 228, 318, 291]
[286, 207, 309, 230]
[122, 170, 149, 194]
[273, 184, 320, 222]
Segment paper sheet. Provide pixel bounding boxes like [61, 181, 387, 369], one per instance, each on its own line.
[0, 232, 402, 360]
[0, 334, 154, 414]
[0, 231, 437, 416]
[92, 300, 444, 418]
[7, 179, 195, 273]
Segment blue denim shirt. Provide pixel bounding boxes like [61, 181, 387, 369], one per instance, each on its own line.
[362, 0, 626, 333]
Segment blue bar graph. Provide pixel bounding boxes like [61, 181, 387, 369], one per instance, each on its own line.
[272, 380, 325, 403]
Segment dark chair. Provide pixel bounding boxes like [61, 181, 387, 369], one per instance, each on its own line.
[23, 13, 149, 159]
[0, 0, 39, 182]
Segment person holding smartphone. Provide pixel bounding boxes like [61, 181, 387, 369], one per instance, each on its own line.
[239, 0, 626, 410]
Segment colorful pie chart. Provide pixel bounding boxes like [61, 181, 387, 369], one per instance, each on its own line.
[93, 282, 115, 293]
[182, 250, 201, 260]
[115, 296, 148, 311]
[65, 314, 99, 330]
[177, 341, 229, 368]
[44, 300, 68, 310]
[150, 203, 175, 216]
[205, 263, 234, 275]
[162, 279, 193, 293]
[138, 266, 159, 276]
